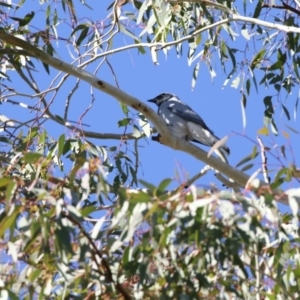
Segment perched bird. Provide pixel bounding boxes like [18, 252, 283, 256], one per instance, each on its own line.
[147, 93, 230, 161]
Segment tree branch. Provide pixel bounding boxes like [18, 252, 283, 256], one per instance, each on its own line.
[75, 15, 300, 65]
[262, 2, 300, 17]
[2, 98, 144, 140]
[64, 211, 132, 300]
[0, 49, 34, 56]
[0, 29, 270, 192]
[65, 124, 145, 140]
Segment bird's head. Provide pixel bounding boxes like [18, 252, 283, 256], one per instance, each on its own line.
[147, 93, 175, 106]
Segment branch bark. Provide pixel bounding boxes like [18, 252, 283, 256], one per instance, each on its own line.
[0, 29, 266, 191]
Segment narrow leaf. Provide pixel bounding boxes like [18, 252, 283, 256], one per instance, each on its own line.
[236, 146, 258, 168]
[58, 134, 65, 158]
[191, 62, 200, 91]
[207, 136, 229, 158]
[282, 104, 290, 120]
[23, 153, 43, 164]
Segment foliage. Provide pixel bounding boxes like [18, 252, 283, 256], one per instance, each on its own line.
[0, 0, 300, 299]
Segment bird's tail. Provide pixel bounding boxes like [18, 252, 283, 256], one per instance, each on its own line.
[220, 144, 230, 155]
[214, 148, 229, 163]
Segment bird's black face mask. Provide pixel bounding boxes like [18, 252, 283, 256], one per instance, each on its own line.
[147, 93, 173, 106]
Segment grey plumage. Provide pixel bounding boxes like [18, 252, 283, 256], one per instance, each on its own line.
[147, 93, 230, 160]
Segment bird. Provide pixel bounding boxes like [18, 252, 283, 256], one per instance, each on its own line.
[147, 93, 230, 161]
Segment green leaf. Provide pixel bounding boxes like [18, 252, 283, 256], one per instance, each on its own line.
[70, 24, 88, 38]
[280, 145, 286, 159]
[226, 46, 237, 70]
[246, 79, 250, 95]
[121, 102, 129, 116]
[80, 205, 97, 217]
[46, 5, 50, 26]
[118, 118, 131, 127]
[136, 0, 149, 25]
[269, 51, 286, 70]
[236, 146, 258, 168]
[293, 58, 300, 81]
[129, 191, 152, 204]
[0, 177, 13, 188]
[252, 0, 263, 28]
[24, 127, 39, 142]
[6, 181, 16, 205]
[62, 139, 71, 155]
[42, 62, 50, 74]
[156, 178, 172, 196]
[139, 179, 156, 192]
[123, 246, 131, 264]
[55, 221, 74, 254]
[0, 206, 20, 237]
[58, 134, 65, 158]
[134, 40, 146, 54]
[23, 152, 43, 164]
[282, 104, 290, 120]
[273, 168, 292, 186]
[269, 75, 281, 85]
[250, 49, 266, 70]
[53, 9, 58, 26]
[7, 291, 19, 300]
[61, 0, 66, 11]
[28, 269, 42, 283]
[76, 27, 89, 46]
[119, 23, 140, 42]
[139, 13, 156, 37]
[39, 130, 47, 145]
[0, 137, 13, 144]
[240, 163, 254, 172]
[10, 11, 35, 27]
[260, 72, 275, 85]
[129, 166, 138, 186]
[191, 62, 200, 91]
[285, 124, 300, 134]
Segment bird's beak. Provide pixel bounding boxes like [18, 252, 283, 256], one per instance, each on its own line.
[147, 99, 156, 103]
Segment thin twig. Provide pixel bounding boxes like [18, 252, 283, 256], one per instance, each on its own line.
[257, 136, 270, 184]
[254, 243, 260, 300]
[184, 165, 213, 187]
[64, 211, 132, 300]
[130, 138, 139, 186]
[64, 77, 81, 121]
[262, 2, 300, 16]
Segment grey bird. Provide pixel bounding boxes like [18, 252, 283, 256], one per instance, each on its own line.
[147, 93, 230, 161]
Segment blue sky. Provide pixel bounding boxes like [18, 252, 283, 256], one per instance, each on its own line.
[2, 1, 300, 204]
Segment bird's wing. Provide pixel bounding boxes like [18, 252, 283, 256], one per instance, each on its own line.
[167, 102, 213, 133]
